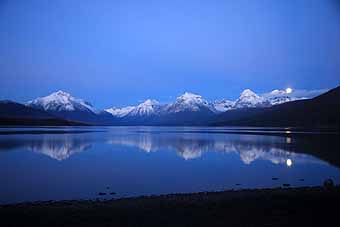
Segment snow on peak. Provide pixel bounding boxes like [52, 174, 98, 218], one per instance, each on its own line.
[261, 88, 328, 105]
[140, 99, 159, 106]
[105, 106, 135, 117]
[127, 99, 160, 117]
[105, 100, 160, 118]
[240, 89, 259, 98]
[54, 90, 72, 97]
[262, 89, 296, 105]
[179, 92, 206, 104]
[167, 92, 215, 113]
[234, 89, 269, 108]
[178, 92, 202, 100]
[213, 99, 235, 112]
[28, 90, 97, 113]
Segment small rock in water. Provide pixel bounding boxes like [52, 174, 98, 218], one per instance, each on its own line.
[110, 192, 117, 195]
[299, 179, 305, 181]
[235, 184, 241, 186]
[282, 184, 290, 187]
[106, 187, 110, 189]
[272, 177, 279, 180]
[323, 179, 334, 189]
[98, 192, 106, 196]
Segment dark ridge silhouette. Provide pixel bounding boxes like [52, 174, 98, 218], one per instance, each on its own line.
[213, 86, 340, 128]
[40, 109, 115, 125]
[0, 101, 87, 126]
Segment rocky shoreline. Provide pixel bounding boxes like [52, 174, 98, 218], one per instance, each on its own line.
[1, 185, 339, 226]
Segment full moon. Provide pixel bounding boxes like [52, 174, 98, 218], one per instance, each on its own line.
[286, 159, 293, 167]
[286, 88, 293, 94]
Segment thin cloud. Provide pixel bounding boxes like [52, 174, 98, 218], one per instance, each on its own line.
[262, 88, 329, 99]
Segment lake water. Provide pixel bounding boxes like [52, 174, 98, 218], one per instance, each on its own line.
[1, 126, 340, 204]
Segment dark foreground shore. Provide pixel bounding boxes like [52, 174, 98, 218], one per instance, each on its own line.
[1, 186, 339, 227]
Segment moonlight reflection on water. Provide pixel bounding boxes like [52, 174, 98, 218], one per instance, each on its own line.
[0, 127, 339, 204]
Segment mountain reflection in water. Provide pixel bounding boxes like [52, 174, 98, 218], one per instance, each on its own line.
[0, 134, 93, 161]
[0, 128, 337, 168]
[107, 133, 325, 166]
[0, 127, 340, 204]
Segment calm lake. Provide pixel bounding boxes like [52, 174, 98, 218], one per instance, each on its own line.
[1, 126, 340, 204]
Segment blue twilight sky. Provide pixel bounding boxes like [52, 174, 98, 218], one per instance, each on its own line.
[0, 0, 340, 108]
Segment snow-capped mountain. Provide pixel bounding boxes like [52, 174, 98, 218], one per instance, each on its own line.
[263, 89, 297, 105]
[127, 99, 161, 117]
[27, 90, 115, 123]
[22, 88, 328, 125]
[105, 100, 161, 118]
[261, 89, 328, 106]
[28, 90, 97, 113]
[104, 93, 216, 125]
[105, 106, 135, 117]
[233, 89, 270, 109]
[104, 89, 302, 121]
[165, 92, 216, 113]
[213, 100, 235, 112]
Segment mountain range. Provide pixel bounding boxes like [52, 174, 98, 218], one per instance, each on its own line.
[0, 86, 339, 128]
[214, 86, 340, 128]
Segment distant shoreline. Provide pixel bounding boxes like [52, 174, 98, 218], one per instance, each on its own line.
[0, 126, 339, 136]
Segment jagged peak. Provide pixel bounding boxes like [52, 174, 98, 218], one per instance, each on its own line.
[52, 90, 72, 97]
[27, 90, 96, 112]
[30, 90, 74, 103]
[233, 89, 268, 108]
[165, 91, 215, 113]
[105, 106, 135, 117]
[240, 89, 258, 97]
[139, 99, 159, 106]
[177, 92, 203, 101]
